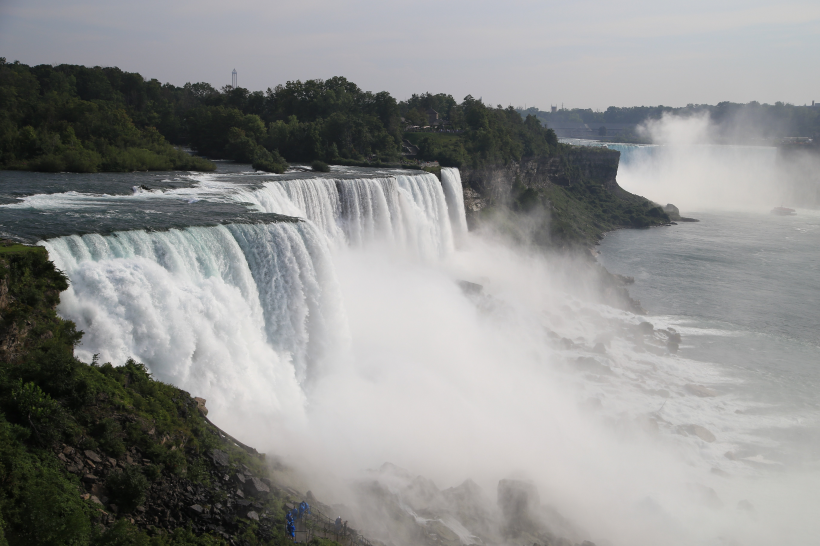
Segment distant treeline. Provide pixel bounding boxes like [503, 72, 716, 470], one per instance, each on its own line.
[519, 102, 820, 141]
[0, 59, 560, 173]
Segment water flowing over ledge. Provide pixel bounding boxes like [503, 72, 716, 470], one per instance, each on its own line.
[37, 168, 467, 420]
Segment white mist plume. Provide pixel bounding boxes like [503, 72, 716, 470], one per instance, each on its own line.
[617, 113, 786, 212]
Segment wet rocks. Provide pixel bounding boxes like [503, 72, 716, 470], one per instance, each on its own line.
[685, 384, 718, 397]
[245, 477, 271, 497]
[679, 424, 716, 443]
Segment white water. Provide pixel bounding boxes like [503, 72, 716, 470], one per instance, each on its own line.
[30, 165, 820, 545]
[233, 172, 453, 260]
[440, 167, 469, 244]
[42, 221, 346, 425]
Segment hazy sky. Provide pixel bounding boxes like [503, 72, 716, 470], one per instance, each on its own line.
[1, 0, 819, 110]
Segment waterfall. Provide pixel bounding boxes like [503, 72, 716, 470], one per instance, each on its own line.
[41, 221, 348, 420]
[235, 172, 457, 259]
[440, 168, 469, 243]
[37, 168, 469, 423]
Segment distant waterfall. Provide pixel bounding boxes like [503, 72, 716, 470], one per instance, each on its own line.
[41, 221, 348, 418]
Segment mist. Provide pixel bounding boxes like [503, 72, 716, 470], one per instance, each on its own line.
[226, 232, 817, 546]
[612, 113, 820, 213]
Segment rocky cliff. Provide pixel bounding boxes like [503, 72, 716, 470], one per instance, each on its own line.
[460, 147, 669, 248]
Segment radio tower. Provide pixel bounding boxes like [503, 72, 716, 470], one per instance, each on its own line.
[231, 69, 237, 89]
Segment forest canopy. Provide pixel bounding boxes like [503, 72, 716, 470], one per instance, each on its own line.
[0, 59, 560, 173]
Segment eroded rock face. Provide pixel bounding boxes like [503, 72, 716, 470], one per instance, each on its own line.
[460, 149, 622, 221]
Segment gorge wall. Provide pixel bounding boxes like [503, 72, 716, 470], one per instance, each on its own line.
[458, 147, 669, 248]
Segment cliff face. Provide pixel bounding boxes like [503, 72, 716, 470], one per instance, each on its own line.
[459, 147, 668, 248]
[461, 148, 619, 211]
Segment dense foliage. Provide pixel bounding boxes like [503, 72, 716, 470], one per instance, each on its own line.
[405, 97, 559, 167]
[1, 59, 565, 172]
[0, 242, 315, 546]
[0, 59, 215, 172]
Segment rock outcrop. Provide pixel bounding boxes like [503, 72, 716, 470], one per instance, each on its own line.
[459, 148, 671, 248]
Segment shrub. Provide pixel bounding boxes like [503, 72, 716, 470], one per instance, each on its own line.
[9, 380, 66, 445]
[93, 418, 126, 458]
[252, 148, 288, 174]
[310, 160, 330, 172]
[106, 466, 149, 513]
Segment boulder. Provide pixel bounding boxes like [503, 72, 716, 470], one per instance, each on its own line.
[188, 504, 204, 517]
[194, 397, 208, 415]
[685, 384, 718, 397]
[246, 511, 260, 521]
[497, 479, 539, 519]
[663, 203, 680, 216]
[209, 449, 230, 466]
[497, 479, 541, 537]
[245, 477, 271, 497]
[680, 424, 716, 442]
[637, 321, 654, 334]
[82, 474, 98, 483]
[84, 450, 102, 463]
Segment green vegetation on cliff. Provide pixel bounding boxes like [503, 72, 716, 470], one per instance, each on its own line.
[461, 147, 670, 249]
[0, 241, 327, 546]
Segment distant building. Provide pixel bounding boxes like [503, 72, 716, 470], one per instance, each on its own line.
[425, 108, 440, 126]
[232, 69, 237, 89]
[813, 100, 819, 108]
[551, 105, 557, 113]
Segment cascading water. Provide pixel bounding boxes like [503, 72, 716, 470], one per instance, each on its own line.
[33, 168, 462, 425]
[440, 168, 469, 243]
[235, 172, 453, 259]
[41, 220, 348, 422]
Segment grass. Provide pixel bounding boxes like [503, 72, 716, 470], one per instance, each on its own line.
[0, 244, 47, 256]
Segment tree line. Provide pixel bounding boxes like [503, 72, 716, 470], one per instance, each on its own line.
[0, 59, 560, 173]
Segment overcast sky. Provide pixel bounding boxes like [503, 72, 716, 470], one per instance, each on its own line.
[1, 0, 818, 110]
